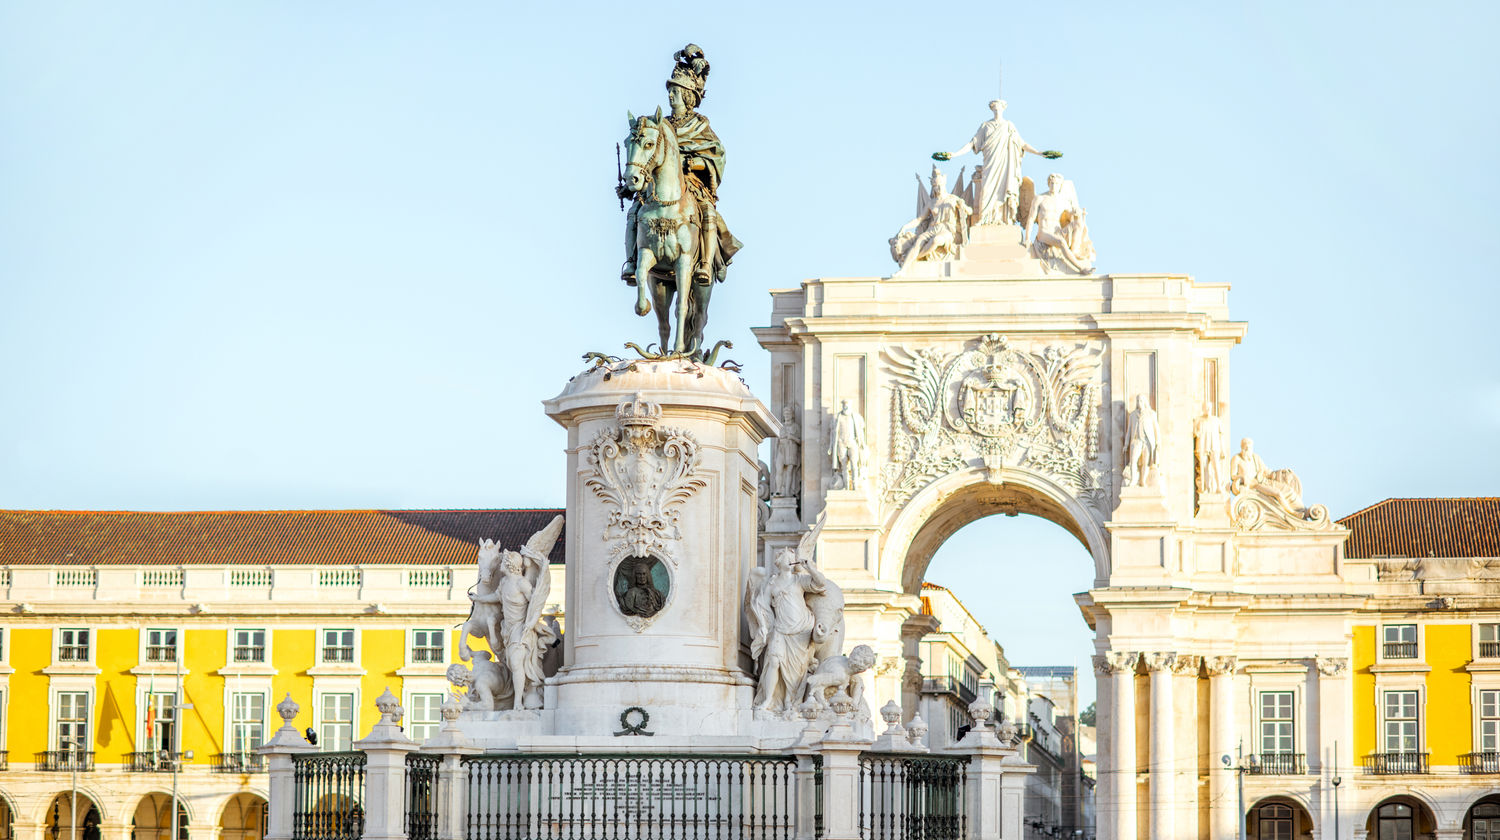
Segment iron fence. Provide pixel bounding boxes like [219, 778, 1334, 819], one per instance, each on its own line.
[126, 750, 186, 772]
[1247, 753, 1305, 775]
[35, 750, 94, 771]
[214, 752, 268, 773]
[1462, 752, 1500, 774]
[463, 753, 800, 840]
[858, 753, 968, 840]
[293, 751, 366, 840]
[1361, 752, 1428, 775]
[407, 753, 441, 840]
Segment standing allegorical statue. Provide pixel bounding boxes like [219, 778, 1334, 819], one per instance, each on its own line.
[828, 399, 867, 490]
[774, 404, 802, 499]
[1123, 395, 1159, 487]
[617, 44, 742, 359]
[744, 516, 846, 715]
[935, 100, 1061, 226]
[459, 515, 563, 711]
[1195, 402, 1227, 493]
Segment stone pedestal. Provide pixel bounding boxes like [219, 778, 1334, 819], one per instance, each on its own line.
[766, 495, 802, 532]
[542, 359, 778, 737]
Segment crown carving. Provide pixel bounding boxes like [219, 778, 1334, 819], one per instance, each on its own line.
[617, 395, 662, 428]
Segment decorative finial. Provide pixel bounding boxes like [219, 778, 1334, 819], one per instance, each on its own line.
[375, 688, 404, 725]
[277, 693, 300, 725]
[907, 713, 929, 746]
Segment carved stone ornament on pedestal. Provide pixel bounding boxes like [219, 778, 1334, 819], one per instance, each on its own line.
[883, 334, 1105, 508]
[1315, 657, 1349, 677]
[1228, 437, 1334, 532]
[585, 395, 705, 631]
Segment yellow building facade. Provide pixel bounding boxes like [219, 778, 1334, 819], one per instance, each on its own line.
[0, 509, 560, 840]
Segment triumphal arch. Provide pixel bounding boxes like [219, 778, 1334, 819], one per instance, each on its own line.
[755, 114, 1349, 840]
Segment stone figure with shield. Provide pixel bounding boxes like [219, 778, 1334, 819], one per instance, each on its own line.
[617, 44, 742, 359]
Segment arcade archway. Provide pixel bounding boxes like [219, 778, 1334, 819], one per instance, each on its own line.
[130, 794, 188, 840]
[219, 794, 267, 840]
[43, 794, 100, 840]
[1247, 797, 1314, 840]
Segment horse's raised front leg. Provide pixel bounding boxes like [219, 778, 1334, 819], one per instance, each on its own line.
[635, 250, 658, 316]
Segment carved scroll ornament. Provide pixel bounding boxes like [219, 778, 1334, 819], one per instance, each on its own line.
[585, 395, 706, 566]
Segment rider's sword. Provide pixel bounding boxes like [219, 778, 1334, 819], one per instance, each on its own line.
[615, 143, 625, 211]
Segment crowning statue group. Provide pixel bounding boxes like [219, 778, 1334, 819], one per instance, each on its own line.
[891, 99, 1096, 274]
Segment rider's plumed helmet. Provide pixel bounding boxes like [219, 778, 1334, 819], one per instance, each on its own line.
[666, 44, 710, 105]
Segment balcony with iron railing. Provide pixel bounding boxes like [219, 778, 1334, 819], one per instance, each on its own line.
[1362, 752, 1429, 775]
[145, 645, 177, 663]
[126, 751, 187, 772]
[1383, 641, 1418, 659]
[411, 647, 444, 664]
[1248, 753, 1306, 775]
[322, 646, 355, 664]
[35, 750, 95, 772]
[233, 646, 266, 663]
[1462, 752, 1500, 774]
[215, 752, 268, 773]
[1481, 641, 1500, 659]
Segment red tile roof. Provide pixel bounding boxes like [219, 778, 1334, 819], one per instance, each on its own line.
[0, 509, 566, 567]
[1338, 498, 1500, 559]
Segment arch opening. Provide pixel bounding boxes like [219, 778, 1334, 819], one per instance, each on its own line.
[130, 794, 188, 840]
[43, 794, 100, 840]
[219, 794, 267, 840]
[891, 471, 1107, 595]
[1365, 795, 1438, 840]
[1465, 795, 1500, 839]
[1248, 796, 1315, 840]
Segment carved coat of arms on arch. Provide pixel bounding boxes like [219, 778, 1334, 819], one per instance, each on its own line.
[882, 334, 1106, 508]
[584, 395, 707, 568]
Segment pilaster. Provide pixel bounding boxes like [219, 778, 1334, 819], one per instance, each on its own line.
[1102, 651, 1139, 840]
[1204, 656, 1237, 840]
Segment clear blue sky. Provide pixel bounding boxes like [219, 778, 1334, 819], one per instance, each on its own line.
[4, 3, 1498, 707]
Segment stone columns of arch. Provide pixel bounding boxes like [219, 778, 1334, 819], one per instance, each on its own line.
[1142, 652, 1177, 840]
[1204, 656, 1238, 840]
[1099, 651, 1139, 840]
[1172, 655, 1202, 840]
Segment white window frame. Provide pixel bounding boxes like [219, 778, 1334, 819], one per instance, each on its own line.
[137, 687, 182, 753]
[50, 686, 93, 752]
[1478, 688, 1500, 754]
[55, 627, 93, 665]
[409, 628, 447, 666]
[315, 689, 358, 752]
[142, 627, 182, 665]
[1378, 623, 1422, 662]
[231, 628, 269, 665]
[228, 690, 269, 755]
[1380, 688, 1422, 755]
[1258, 690, 1296, 756]
[1477, 623, 1500, 660]
[405, 692, 444, 743]
[316, 628, 359, 667]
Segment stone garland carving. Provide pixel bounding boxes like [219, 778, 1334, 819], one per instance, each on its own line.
[453, 514, 565, 712]
[1227, 437, 1334, 531]
[743, 515, 850, 717]
[585, 396, 707, 566]
[1315, 657, 1349, 677]
[883, 334, 1105, 508]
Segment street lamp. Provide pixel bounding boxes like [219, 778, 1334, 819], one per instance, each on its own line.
[1222, 745, 1259, 840]
[168, 659, 193, 840]
[59, 735, 81, 840]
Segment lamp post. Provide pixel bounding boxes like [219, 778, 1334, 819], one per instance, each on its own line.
[167, 655, 194, 840]
[1223, 742, 1259, 840]
[1332, 742, 1342, 840]
[59, 735, 80, 840]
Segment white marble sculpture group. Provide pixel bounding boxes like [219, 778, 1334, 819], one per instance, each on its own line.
[889, 99, 1095, 274]
[452, 515, 563, 712]
[744, 516, 870, 720]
